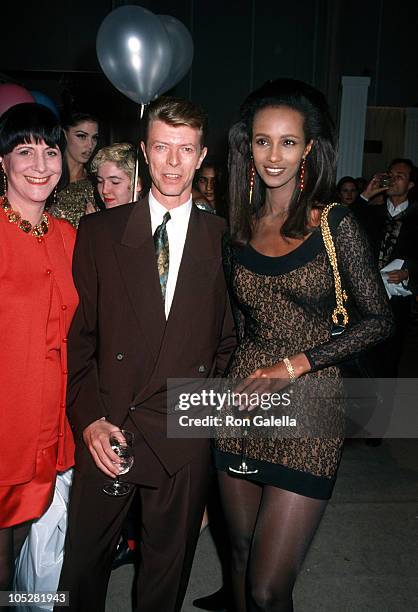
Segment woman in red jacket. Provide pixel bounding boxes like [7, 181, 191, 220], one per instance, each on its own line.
[0, 103, 78, 589]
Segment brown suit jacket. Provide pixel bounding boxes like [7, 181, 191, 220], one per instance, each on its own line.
[67, 197, 236, 486]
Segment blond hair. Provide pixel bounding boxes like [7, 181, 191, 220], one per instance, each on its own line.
[90, 142, 136, 184]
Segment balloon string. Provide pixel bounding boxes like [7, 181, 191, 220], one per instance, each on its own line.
[132, 104, 146, 201]
[133, 154, 140, 202]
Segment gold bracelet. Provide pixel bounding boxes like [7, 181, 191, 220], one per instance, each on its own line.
[283, 357, 296, 384]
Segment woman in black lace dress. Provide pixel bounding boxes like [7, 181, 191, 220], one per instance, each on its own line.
[214, 79, 393, 611]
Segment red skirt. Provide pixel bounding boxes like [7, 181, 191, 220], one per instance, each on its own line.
[0, 442, 58, 528]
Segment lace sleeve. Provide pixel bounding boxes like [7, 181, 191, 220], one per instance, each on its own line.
[305, 211, 394, 371]
[222, 234, 245, 343]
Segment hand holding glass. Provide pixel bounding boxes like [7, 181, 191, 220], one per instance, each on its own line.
[376, 173, 394, 188]
[103, 429, 134, 496]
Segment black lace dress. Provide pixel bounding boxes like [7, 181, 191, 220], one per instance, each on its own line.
[214, 205, 393, 499]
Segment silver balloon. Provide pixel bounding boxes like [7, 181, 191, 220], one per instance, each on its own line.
[157, 15, 194, 95]
[96, 6, 173, 105]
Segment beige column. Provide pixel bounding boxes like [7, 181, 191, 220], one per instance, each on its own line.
[337, 76, 371, 180]
[403, 108, 418, 165]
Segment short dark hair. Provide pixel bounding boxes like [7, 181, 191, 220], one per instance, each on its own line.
[143, 96, 207, 146]
[0, 102, 64, 156]
[228, 78, 337, 244]
[336, 176, 358, 192]
[388, 158, 416, 185]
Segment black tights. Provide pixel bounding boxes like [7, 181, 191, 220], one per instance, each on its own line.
[218, 472, 327, 612]
[0, 522, 32, 591]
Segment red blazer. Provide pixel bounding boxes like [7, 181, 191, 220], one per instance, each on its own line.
[0, 211, 78, 485]
[67, 198, 237, 486]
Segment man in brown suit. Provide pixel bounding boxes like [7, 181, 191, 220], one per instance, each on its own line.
[57, 97, 236, 612]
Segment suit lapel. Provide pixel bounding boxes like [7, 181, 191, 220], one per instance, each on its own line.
[167, 206, 209, 313]
[131, 206, 220, 406]
[158, 206, 219, 368]
[113, 198, 166, 362]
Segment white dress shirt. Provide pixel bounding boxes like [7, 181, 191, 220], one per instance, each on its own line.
[387, 198, 408, 217]
[149, 191, 192, 318]
[360, 193, 409, 216]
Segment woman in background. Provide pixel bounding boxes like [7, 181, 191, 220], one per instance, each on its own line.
[50, 110, 99, 227]
[89, 142, 141, 210]
[336, 175, 359, 206]
[0, 103, 78, 589]
[193, 159, 226, 215]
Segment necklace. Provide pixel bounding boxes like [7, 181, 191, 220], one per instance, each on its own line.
[1, 197, 49, 237]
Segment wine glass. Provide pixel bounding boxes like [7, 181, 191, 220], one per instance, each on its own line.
[228, 429, 258, 475]
[103, 429, 134, 496]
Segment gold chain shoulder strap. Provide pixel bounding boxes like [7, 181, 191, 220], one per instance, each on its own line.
[320, 203, 349, 327]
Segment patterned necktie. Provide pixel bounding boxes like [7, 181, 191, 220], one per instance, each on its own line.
[378, 209, 406, 269]
[153, 211, 171, 301]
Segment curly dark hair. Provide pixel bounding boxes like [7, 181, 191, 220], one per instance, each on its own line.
[228, 78, 337, 244]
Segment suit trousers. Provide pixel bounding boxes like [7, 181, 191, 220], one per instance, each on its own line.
[362, 295, 413, 438]
[367, 295, 413, 378]
[56, 446, 211, 612]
